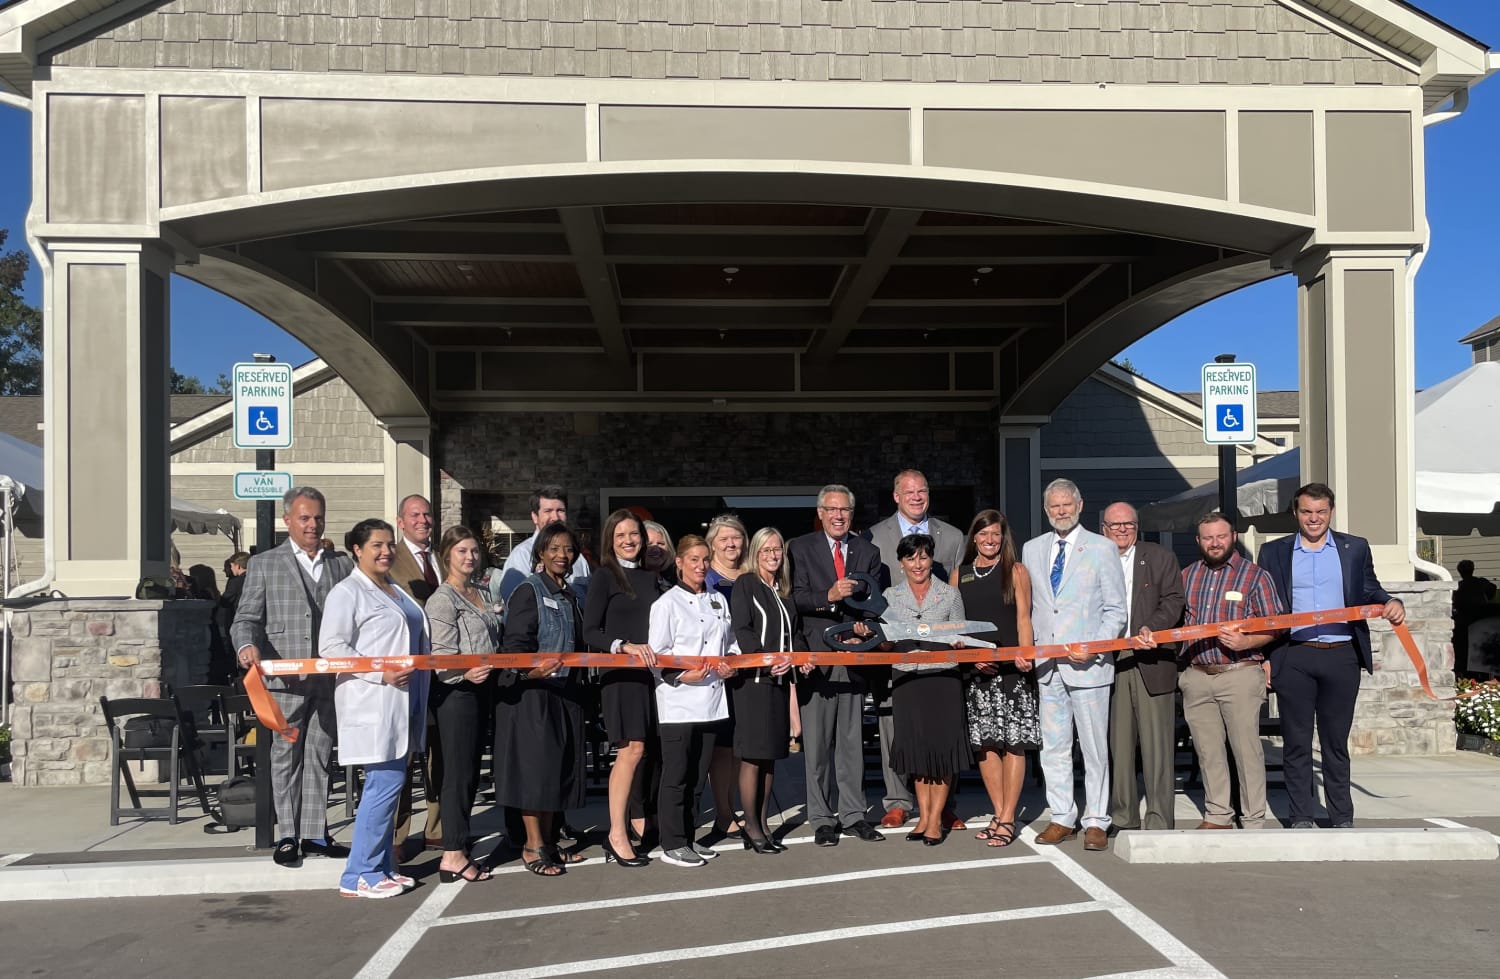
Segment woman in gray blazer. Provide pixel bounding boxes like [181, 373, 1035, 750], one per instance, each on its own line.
[882, 533, 971, 846]
[424, 525, 500, 884]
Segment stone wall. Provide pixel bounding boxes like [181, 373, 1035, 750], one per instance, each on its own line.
[7, 599, 215, 786]
[1350, 581, 1457, 756]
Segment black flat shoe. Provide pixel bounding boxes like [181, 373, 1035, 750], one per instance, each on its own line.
[766, 837, 788, 852]
[922, 834, 945, 847]
[301, 838, 350, 859]
[272, 838, 301, 867]
[603, 840, 650, 868]
[905, 831, 924, 842]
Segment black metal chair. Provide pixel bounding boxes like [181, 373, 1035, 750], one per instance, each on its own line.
[99, 695, 212, 825]
[170, 684, 236, 778]
[220, 692, 259, 777]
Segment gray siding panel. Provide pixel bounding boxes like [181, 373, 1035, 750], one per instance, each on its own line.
[48, 0, 1412, 86]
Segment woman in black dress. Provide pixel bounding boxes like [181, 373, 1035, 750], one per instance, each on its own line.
[950, 509, 1038, 848]
[582, 508, 666, 869]
[727, 527, 800, 854]
[882, 533, 971, 846]
[493, 521, 588, 877]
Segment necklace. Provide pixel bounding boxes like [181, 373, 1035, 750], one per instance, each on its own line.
[972, 559, 999, 579]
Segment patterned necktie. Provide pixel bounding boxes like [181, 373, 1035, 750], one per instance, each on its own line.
[1050, 539, 1067, 595]
[419, 549, 439, 588]
[832, 539, 845, 579]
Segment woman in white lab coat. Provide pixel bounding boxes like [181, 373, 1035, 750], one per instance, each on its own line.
[319, 517, 431, 900]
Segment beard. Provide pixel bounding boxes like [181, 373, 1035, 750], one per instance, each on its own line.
[1049, 514, 1079, 535]
[1200, 546, 1232, 568]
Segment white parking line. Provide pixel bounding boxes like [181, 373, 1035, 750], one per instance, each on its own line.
[354, 882, 464, 979]
[1423, 816, 1500, 844]
[435, 854, 1046, 927]
[0, 853, 31, 868]
[450, 902, 1106, 979]
[1018, 826, 1226, 979]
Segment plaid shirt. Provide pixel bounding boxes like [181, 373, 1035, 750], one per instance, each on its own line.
[1180, 553, 1284, 666]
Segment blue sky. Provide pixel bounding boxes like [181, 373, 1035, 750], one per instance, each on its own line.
[0, 0, 1496, 394]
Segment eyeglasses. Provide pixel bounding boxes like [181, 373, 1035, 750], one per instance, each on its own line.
[758, 547, 783, 555]
[1102, 521, 1138, 531]
[818, 506, 853, 515]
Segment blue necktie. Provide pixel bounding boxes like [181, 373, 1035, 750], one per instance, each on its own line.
[1050, 539, 1067, 595]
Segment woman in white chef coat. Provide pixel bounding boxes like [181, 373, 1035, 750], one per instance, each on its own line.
[319, 517, 431, 900]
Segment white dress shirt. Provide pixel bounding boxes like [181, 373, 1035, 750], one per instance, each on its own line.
[292, 542, 327, 582]
[1119, 544, 1136, 613]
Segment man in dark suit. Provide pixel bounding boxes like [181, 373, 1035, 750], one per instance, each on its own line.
[1258, 482, 1405, 828]
[387, 493, 445, 858]
[232, 486, 354, 866]
[1101, 502, 1185, 831]
[789, 484, 885, 847]
[867, 468, 965, 829]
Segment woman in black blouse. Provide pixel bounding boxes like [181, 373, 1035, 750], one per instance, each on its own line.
[728, 527, 800, 854]
[582, 509, 665, 869]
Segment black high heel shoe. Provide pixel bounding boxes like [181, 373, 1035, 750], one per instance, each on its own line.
[905, 831, 925, 842]
[602, 840, 650, 868]
[742, 835, 779, 855]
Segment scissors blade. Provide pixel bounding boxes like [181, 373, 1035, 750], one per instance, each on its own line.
[878, 620, 997, 647]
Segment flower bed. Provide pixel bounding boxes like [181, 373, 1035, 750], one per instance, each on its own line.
[1454, 679, 1500, 753]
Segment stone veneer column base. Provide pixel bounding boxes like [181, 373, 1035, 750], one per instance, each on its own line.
[7, 599, 214, 786]
[1349, 581, 1457, 756]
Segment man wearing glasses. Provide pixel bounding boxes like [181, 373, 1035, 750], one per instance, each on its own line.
[1100, 502, 1185, 832]
[789, 484, 886, 847]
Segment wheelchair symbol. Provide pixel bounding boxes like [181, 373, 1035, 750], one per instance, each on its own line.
[249, 406, 279, 436]
[1216, 404, 1244, 433]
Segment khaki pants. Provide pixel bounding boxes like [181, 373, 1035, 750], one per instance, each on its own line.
[1180, 665, 1267, 829]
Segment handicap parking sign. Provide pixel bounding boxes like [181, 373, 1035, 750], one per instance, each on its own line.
[249, 406, 280, 436]
[1215, 404, 1244, 433]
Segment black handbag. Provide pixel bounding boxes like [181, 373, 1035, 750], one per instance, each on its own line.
[216, 776, 257, 830]
[121, 715, 176, 749]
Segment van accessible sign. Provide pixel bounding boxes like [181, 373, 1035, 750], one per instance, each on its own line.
[233, 362, 293, 449]
[234, 471, 293, 501]
[1200, 362, 1256, 445]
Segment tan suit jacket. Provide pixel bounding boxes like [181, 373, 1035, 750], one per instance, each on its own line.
[389, 538, 445, 607]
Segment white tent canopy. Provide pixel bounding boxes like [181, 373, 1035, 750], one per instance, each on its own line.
[0, 432, 240, 538]
[1140, 362, 1500, 535]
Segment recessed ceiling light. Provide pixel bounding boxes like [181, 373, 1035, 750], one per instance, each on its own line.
[456, 263, 474, 273]
[976, 266, 993, 274]
[722, 266, 740, 275]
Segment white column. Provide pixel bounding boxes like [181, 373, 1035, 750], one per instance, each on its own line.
[1295, 247, 1414, 580]
[45, 241, 174, 597]
[380, 417, 434, 519]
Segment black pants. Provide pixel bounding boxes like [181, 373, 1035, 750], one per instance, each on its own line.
[432, 681, 489, 851]
[657, 721, 719, 851]
[1275, 642, 1360, 825]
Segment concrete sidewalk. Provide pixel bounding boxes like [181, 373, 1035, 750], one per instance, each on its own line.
[2, 750, 1499, 898]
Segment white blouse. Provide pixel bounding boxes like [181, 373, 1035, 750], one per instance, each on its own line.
[647, 584, 737, 724]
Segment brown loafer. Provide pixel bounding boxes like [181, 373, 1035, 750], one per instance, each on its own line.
[1083, 828, 1108, 851]
[1195, 821, 1235, 830]
[880, 808, 908, 828]
[1033, 822, 1078, 846]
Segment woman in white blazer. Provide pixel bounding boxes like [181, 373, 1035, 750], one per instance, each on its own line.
[319, 518, 431, 900]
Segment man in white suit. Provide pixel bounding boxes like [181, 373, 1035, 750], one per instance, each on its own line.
[1024, 478, 1127, 852]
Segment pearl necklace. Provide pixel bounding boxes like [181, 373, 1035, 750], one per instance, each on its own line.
[972, 559, 1000, 579]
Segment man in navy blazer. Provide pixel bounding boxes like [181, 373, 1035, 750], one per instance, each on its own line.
[1258, 482, 1405, 828]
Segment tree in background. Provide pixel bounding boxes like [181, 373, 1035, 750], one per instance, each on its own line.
[0, 228, 42, 395]
[170, 369, 231, 395]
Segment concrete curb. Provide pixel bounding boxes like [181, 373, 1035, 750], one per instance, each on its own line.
[0, 857, 343, 902]
[1115, 827, 1499, 864]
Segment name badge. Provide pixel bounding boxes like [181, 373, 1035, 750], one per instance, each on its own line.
[543, 597, 560, 610]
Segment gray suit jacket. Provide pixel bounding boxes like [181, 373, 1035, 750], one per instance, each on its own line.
[231, 541, 355, 690]
[1023, 527, 1127, 689]
[869, 514, 965, 588]
[1117, 541, 1186, 697]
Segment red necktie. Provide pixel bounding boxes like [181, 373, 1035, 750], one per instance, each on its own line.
[419, 550, 438, 588]
[832, 539, 845, 579]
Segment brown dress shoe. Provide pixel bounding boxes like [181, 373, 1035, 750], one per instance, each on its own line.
[1083, 828, 1108, 851]
[1033, 822, 1078, 845]
[1195, 821, 1235, 829]
[880, 808, 909, 828]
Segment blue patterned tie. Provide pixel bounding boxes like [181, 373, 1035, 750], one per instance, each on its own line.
[1050, 539, 1067, 595]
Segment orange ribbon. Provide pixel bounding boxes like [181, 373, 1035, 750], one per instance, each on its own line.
[244, 604, 1440, 740]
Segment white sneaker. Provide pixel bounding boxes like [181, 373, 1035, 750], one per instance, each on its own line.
[660, 847, 707, 868]
[339, 877, 404, 899]
[387, 873, 416, 890]
[690, 842, 720, 860]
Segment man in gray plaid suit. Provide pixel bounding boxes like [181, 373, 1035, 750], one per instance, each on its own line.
[233, 487, 355, 866]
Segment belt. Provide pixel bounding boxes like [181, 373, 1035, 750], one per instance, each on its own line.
[1189, 659, 1261, 675]
[1293, 640, 1350, 649]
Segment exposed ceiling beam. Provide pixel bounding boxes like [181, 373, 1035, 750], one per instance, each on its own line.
[805, 208, 922, 364]
[300, 229, 572, 261]
[559, 206, 630, 366]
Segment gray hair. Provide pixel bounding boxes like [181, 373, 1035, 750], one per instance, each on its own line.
[643, 520, 673, 552]
[1101, 500, 1138, 522]
[282, 486, 327, 514]
[817, 484, 856, 509]
[1044, 478, 1082, 504]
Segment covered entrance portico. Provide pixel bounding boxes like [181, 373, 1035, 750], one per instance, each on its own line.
[0, 0, 1493, 780]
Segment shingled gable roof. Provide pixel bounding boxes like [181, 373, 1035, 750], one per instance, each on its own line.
[0, 0, 1492, 101]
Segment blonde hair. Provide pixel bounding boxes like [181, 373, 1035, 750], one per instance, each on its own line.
[747, 526, 790, 598]
[705, 513, 749, 572]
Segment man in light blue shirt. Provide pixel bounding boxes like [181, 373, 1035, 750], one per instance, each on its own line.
[490, 485, 592, 607]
